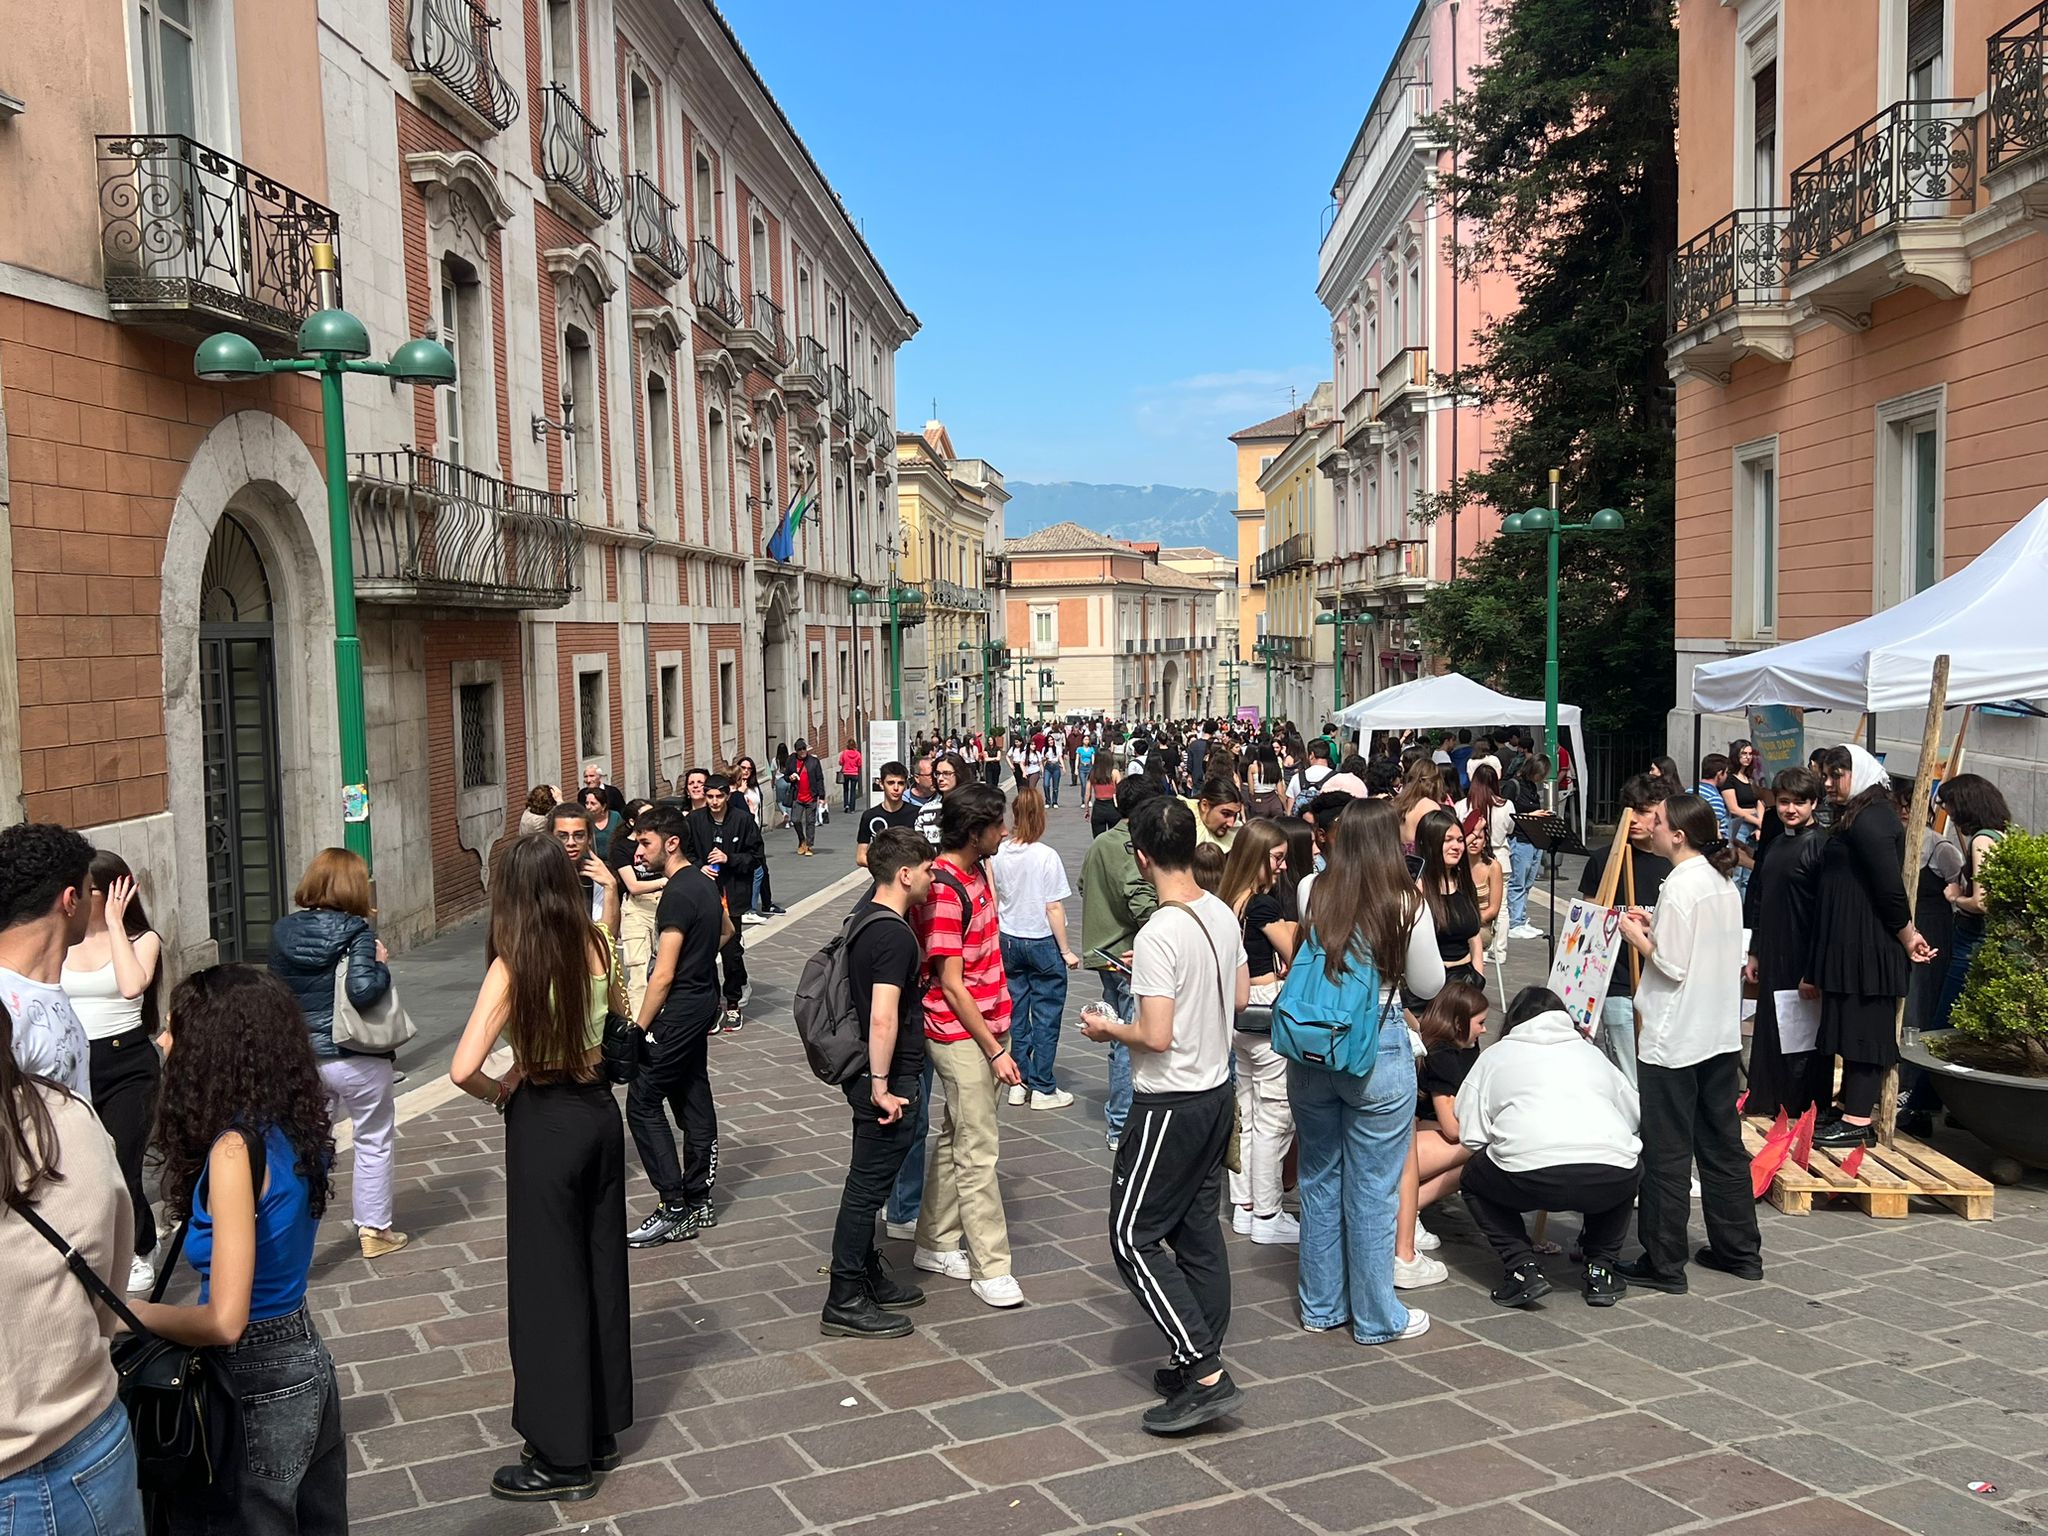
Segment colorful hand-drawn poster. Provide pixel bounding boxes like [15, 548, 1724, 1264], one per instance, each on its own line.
[1544, 897, 1626, 1038]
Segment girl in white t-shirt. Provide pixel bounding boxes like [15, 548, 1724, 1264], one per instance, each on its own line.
[990, 788, 1078, 1110]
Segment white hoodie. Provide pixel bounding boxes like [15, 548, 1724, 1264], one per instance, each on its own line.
[1454, 1010, 1641, 1174]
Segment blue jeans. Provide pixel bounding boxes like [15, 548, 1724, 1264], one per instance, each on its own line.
[1507, 840, 1540, 927]
[1289, 1028, 1416, 1344]
[885, 1056, 936, 1226]
[1001, 934, 1068, 1095]
[0, 1400, 144, 1536]
[1907, 926, 1985, 1113]
[1043, 761, 1062, 806]
[1598, 994, 1639, 1088]
[1097, 970, 1135, 1143]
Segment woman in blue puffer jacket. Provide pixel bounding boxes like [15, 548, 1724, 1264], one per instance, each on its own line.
[267, 847, 406, 1259]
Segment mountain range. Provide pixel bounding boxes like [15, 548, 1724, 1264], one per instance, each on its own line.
[1002, 482, 1239, 554]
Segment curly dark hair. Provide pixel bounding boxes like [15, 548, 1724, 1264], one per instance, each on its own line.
[153, 966, 332, 1221]
[0, 822, 94, 930]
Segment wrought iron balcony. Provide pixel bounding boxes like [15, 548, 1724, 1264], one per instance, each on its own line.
[1989, 2, 2048, 173]
[350, 449, 579, 609]
[873, 405, 891, 443]
[752, 293, 789, 365]
[927, 578, 989, 612]
[853, 387, 874, 440]
[983, 554, 1011, 589]
[624, 173, 685, 283]
[829, 363, 851, 421]
[1788, 100, 1977, 272]
[692, 238, 741, 329]
[1254, 532, 1313, 583]
[729, 289, 786, 372]
[407, 0, 519, 136]
[540, 84, 621, 225]
[96, 134, 339, 348]
[1668, 207, 1792, 335]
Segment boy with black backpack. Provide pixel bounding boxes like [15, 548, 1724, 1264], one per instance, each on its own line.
[819, 827, 935, 1338]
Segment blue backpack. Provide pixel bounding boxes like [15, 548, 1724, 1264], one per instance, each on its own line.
[1270, 929, 1395, 1076]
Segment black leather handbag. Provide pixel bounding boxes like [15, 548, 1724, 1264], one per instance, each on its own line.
[23, 1192, 246, 1528]
[599, 930, 640, 1086]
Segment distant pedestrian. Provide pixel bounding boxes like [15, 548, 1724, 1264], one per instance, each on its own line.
[839, 739, 863, 815]
[991, 787, 1078, 1112]
[786, 741, 827, 856]
[685, 777, 761, 1032]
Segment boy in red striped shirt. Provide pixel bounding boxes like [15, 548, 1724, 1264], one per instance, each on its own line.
[909, 782, 1026, 1309]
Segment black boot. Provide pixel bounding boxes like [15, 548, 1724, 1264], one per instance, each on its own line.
[866, 1252, 926, 1310]
[521, 1434, 620, 1473]
[821, 1275, 914, 1339]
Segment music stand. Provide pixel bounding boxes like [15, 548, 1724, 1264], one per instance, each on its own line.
[1513, 811, 1589, 967]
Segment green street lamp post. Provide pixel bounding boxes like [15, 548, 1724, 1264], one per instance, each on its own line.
[1254, 639, 1281, 723]
[959, 633, 1006, 740]
[194, 242, 454, 873]
[1498, 468, 1625, 801]
[1220, 656, 1242, 716]
[850, 574, 919, 721]
[1314, 609, 1373, 717]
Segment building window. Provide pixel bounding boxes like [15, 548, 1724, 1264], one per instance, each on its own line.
[628, 73, 655, 177]
[808, 648, 823, 717]
[1406, 262, 1421, 347]
[797, 265, 812, 335]
[1875, 389, 1944, 609]
[837, 645, 849, 702]
[693, 150, 714, 242]
[750, 214, 769, 293]
[577, 669, 605, 764]
[1750, 56, 1778, 202]
[1905, 0, 1946, 99]
[644, 372, 673, 532]
[1032, 607, 1054, 645]
[718, 659, 735, 724]
[458, 681, 498, 790]
[542, 0, 574, 89]
[563, 325, 598, 508]
[706, 404, 729, 537]
[439, 256, 487, 467]
[133, 0, 203, 138]
[659, 664, 679, 740]
[1732, 437, 1779, 641]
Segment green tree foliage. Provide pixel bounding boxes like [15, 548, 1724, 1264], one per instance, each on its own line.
[1946, 828, 2048, 1075]
[1416, 0, 1678, 739]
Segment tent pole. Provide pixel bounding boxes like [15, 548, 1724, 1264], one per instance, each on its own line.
[1865, 714, 1879, 756]
[1882, 653, 1950, 1148]
[1690, 711, 1701, 786]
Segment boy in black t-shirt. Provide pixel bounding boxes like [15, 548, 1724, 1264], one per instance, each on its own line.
[823, 827, 935, 1339]
[626, 804, 731, 1248]
[855, 761, 924, 869]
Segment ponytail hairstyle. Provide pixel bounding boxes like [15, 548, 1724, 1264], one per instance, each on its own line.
[1663, 792, 1737, 877]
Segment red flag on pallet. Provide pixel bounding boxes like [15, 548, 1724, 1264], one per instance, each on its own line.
[1736, 1090, 1749, 1115]
[1751, 1110, 1794, 1199]
[1787, 1105, 1818, 1171]
[1840, 1145, 1867, 1179]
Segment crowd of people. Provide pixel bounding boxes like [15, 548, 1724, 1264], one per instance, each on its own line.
[0, 705, 2018, 1521]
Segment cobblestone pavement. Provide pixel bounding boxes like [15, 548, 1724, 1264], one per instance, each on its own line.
[316, 803, 2048, 1536]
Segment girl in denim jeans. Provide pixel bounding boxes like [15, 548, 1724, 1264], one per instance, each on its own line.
[1286, 801, 1446, 1345]
[130, 967, 346, 1536]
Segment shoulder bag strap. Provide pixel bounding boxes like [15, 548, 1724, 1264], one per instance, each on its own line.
[18, 1199, 154, 1335]
[1159, 899, 1228, 1020]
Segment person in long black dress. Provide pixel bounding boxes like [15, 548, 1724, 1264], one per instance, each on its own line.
[1804, 746, 1936, 1149]
[1741, 766, 1826, 1119]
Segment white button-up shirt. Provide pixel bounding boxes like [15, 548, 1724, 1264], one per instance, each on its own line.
[1633, 855, 1745, 1069]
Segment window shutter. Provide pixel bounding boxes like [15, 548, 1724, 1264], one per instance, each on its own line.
[1907, 0, 1944, 73]
[1753, 61, 1777, 141]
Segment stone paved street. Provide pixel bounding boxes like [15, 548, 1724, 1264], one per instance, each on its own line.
[314, 803, 2048, 1536]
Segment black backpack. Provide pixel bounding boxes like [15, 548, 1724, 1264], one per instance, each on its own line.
[794, 905, 912, 1084]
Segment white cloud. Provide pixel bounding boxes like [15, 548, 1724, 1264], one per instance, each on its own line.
[1131, 365, 1323, 438]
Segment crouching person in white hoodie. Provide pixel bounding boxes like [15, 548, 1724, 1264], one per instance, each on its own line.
[1455, 986, 1642, 1310]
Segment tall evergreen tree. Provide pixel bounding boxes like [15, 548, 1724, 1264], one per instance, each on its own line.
[1418, 0, 1678, 743]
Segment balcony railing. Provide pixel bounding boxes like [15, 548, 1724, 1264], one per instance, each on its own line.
[540, 84, 621, 222]
[873, 405, 891, 443]
[691, 238, 739, 327]
[624, 173, 685, 282]
[1341, 384, 1380, 444]
[1789, 100, 1977, 270]
[407, 0, 519, 135]
[1253, 532, 1313, 583]
[1990, 3, 2048, 171]
[928, 577, 988, 612]
[983, 554, 1011, 589]
[853, 387, 874, 439]
[795, 335, 827, 380]
[350, 449, 579, 608]
[96, 134, 339, 348]
[1376, 345, 1429, 409]
[1668, 206, 1792, 335]
[749, 291, 789, 366]
[829, 363, 851, 421]
[1029, 638, 1058, 659]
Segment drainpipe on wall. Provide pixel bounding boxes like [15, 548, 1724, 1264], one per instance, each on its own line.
[0, 372, 21, 820]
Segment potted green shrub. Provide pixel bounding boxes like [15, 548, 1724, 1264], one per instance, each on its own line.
[1905, 827, 2048, 1180]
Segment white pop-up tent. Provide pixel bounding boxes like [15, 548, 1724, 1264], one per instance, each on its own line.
[1692, 496, 2048, 714]
[1334, 671, 1587, 840]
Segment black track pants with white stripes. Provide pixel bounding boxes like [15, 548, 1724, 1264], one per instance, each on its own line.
[1109, 1082, 1234, 1376]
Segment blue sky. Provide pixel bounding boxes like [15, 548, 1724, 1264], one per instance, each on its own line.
[729, 0, 1412, 493]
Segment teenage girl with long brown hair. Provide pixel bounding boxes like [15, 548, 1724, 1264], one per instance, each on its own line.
[1217, 819, 1298, 1244]
[450, 834, 632, 1504]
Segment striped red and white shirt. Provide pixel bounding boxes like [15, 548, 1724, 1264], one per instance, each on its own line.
[915, 856, 1011, 1044]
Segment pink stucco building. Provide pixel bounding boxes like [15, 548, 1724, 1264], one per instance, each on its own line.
[1669, 0, 2048, 814]
[1316, 0, 1520, 699]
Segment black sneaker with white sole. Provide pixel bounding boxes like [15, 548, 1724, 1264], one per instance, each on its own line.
[684, 1199, 716, 1232]
[1584, 1262, 1628, 1307]
[1490, 1262, 1553, 1309]
[1142, 1371, 1244, 1436]
[626, 1203, 696, 1247]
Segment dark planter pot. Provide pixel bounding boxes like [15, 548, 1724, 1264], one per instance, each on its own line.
[1902, 1029, 2048, 1182]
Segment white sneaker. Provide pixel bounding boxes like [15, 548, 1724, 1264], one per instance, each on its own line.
[883, 1219, 917, 1241]
[1413, 1218, 1441, 1252]
[126, 1254, 156, 1294]
[1395, 1308, 1432, 1340]
[1007, 1084, 1027, 1107]
[1508, 923, 1544, 940]
[1251, 1210, 1302, 1245]
[971, 1275, 1025, 1308]
[913, 1247, 970, 1280]
[1232, 1206, 1253, 1236]
[1028, 1089, 1075, 1111]
[740, 911, 767, 927]
[1393, 1253, 1449, 1289]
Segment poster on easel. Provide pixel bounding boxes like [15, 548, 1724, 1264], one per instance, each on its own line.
[1546, 899, 1626, 1038]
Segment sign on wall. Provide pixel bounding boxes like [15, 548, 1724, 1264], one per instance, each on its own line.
[866, 720, 905, 804]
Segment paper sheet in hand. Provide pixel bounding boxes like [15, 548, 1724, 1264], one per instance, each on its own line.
[1774, 990, 1821, 1054]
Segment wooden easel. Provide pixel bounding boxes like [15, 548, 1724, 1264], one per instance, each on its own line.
[1878, 655, 1951, 1147]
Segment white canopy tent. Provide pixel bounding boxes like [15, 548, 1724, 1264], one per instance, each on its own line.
[1692, 496, 2048, 714]
[1334, 672, 1587, 841]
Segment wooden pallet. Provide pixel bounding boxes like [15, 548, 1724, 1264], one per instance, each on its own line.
[1740, 1116, 1995, 1221]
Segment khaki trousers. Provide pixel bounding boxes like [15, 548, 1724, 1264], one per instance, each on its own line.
[914, 1034, 1013, 1278]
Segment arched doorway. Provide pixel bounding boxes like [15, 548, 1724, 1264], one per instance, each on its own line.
[762, 595, 794, 756]
[198, 514, 287, 961]
[1159, 659, 1180, 721]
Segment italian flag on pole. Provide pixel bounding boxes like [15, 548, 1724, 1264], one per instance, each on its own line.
[766, 484, 812, 563]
